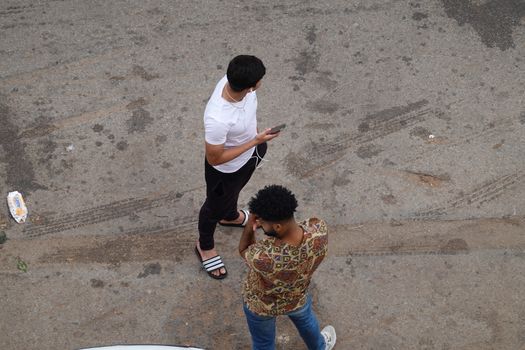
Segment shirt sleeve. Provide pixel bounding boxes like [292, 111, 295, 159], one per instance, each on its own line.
[204, 116, 230, 145]
[308, 218, 328, 254]
[244, 243, 274, 274]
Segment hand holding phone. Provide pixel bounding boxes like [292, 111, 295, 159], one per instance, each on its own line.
[268, 123, 286, 134]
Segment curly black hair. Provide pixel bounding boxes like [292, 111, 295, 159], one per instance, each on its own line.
[248, 185, 298, 222]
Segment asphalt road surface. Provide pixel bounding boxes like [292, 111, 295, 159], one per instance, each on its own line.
[1, 1, 524, 349]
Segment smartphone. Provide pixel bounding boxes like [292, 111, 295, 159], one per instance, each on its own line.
[268, 123, 286, 134]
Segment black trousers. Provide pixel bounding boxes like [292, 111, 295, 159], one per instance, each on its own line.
[198, 143, 267, 250]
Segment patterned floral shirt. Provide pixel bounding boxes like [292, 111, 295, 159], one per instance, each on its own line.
[242, 218, 328, 316]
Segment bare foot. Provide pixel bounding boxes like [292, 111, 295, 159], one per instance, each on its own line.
[219, 210, 245, 225]
[196, 242, 226, 277]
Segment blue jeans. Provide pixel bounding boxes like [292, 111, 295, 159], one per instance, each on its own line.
[243, 295, 325, 350]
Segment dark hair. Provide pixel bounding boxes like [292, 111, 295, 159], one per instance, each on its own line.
[226, 55, 266, 92]
[248, 185, 298, 222]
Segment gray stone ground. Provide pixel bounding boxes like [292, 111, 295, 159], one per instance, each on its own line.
[0, 0, 524, 349]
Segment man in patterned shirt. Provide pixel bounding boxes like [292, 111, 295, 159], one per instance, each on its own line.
[239, 185, 336, 350]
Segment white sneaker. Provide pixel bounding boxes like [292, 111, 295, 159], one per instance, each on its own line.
[321, 325, 336, 350]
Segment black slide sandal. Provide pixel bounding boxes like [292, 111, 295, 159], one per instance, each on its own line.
[218, 209, 249, 228]
[194, 246, 228, 280]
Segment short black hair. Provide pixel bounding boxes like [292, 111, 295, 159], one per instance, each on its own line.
[248, 185, 298, 222]
[226, 55, 266, 92]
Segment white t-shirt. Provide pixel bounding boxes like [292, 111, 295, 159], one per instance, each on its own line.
[204, 75, 258, 173]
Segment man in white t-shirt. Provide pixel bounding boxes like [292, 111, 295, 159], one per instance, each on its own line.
[195, 55, 281, 279]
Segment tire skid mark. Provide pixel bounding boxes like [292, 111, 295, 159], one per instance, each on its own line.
[304, 106, 430, 167]
[461, 175, 521, 206]
[286, 100, 430, 178]
[438, 173, 522, 209]
[414, 172, 525, 219]
[311, 107, 430, 156]
[349, 250, 466, 257]
[312, 104, 430, 154]
[24, 186, 203, 237]
[18, 98, 149, 139]
[330, 218, 525, 258]
[1, 47, 129, 84]
[349, 238, 470, 257]
[6, 218, 522, 267]
[354, 108, 431, 144]
[38, 222, 197, 264]
[0, 4, 43, 16]
[116, 216, 198, 238]
[400, 117, 515, 165]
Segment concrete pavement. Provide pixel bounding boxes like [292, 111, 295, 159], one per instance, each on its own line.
[1, 0, 524, 349]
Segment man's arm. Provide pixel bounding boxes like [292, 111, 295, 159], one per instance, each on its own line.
[239, 213, 257, 257]
[206, 128, 279, 166]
